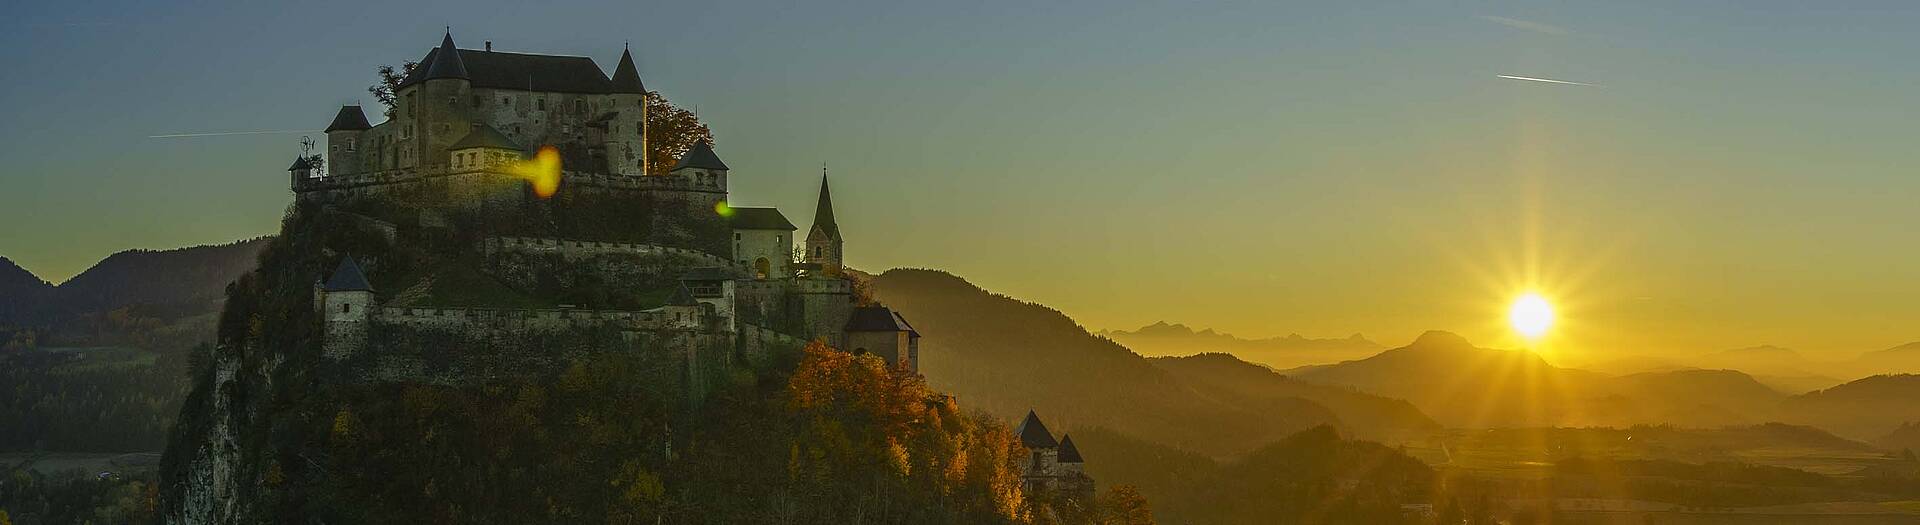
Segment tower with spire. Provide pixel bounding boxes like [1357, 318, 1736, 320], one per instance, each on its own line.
[805, 168, 844, 276]
[607, 44, 648, 176]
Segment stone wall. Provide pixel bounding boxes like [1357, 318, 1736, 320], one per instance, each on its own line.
[295, 168, 722, 207]
[482, 236, 729, 266]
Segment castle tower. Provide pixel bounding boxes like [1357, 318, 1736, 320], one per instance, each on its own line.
[288, 156, 315, 190]
[1016, 410, 1061, 485]
[1014, 411, 1094, 499]
[672, 139, 729, 192]
[320, 256, 375, 359]
[804, 172, 844, 275]
[663, 283, 705, 330]
[324, 105, 372, 176]
[416, 30, 473, 169]
[607, 46, 648, 176]
[844, 306, 919, 372]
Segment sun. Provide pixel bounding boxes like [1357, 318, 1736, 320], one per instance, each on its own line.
[1508, 293, 1555, 339]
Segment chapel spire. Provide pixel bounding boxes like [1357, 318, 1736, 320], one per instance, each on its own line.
[805, 166, 845, 274]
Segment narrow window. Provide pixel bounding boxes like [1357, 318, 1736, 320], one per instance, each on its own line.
[341, 304, 351, 314]
[536, 99, 545, 111]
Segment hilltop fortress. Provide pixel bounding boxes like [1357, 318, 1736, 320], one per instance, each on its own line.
[292, 32, 920, 391]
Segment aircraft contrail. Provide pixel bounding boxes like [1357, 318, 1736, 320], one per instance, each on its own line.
[1497, 75, 1597, 87]
[148, 130, 316, 139]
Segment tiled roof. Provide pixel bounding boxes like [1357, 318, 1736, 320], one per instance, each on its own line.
[672, 140, 729, 171]
[1015, 410, 1059, 449]
[324, 257, 372, 292]
[449, 125, 522, 151]
[728, 207, 796, 231]
[324, 105, 372, 132]
[1057, 434, 1084, 463]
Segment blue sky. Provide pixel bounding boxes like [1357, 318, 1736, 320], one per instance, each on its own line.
[3, 1, 1918, 356]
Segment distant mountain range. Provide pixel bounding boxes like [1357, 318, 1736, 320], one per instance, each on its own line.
[1280, 331, 1920, 441]
[868, 269, 1438, 457]
[0, 239, 269, 326]
[1097, 321, 1384, 369]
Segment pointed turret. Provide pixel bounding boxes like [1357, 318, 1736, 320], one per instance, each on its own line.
[1015, 410, 1059, 449]
[1057, 434, 1084, 463]
[672, 140, 729, 171]
[423, 30, 469, 81]
[610, 47, 647, 94]
[324, 257, 373, 292]
[288, 156, 313, 172]
[325, 106, 372, 133]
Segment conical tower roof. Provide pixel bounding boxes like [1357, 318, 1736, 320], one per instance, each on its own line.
[325, 105, 372, 133]
[1015, 410, 1058, 449]
[1057, 434, 1084, 463]
[324, 256, 373, 292]
[288, 156, 312, 171]
[610, 47, 647, 94]
[422, 30, 469, 81]
[672, 140, 729, 171]
[809, 174, 839, 240]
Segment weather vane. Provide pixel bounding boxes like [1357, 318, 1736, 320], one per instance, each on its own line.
[300, 136, 315, 155]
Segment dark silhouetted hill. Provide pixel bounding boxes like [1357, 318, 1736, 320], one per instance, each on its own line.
[1146, 353, 1438, 441]
[0, 239, 269, 326]
[55, 238, 270, 315]
[868, 268, 1437, 457]
[0, 257, 56, 322]
[1073, 425, 1432, 525]
[1099, 321, 1382, 369]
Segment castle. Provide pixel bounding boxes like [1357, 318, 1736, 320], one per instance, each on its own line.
[297, 32, 920, 386]
[1016, 410, 1095, 501]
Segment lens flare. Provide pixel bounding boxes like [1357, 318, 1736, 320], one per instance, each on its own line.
[1509, 293, 1555, 339]
[714, 200, 734, 217]
[509, 146, 563, 198]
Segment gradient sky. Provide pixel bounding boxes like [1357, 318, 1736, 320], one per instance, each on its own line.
[3, 1, 1917, 359]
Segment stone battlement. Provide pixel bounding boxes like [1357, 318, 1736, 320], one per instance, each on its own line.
[295, 166, 721, 195]
[481, 236, 730, 266]
[375, 305, 708, 332]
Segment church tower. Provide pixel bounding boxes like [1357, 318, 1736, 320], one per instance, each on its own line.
[805, 171, 844, 275]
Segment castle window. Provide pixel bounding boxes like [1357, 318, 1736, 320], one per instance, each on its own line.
[341, 304, 351, 314]
[575, 100, 587, 114]
[536, 99, 545, 111]
[346, 138, 356, 152]
[502, 97, 511, 106]
[447, 96, 456, 107]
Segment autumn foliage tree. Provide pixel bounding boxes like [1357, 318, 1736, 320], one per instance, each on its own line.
[644, 91, 712, 175]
